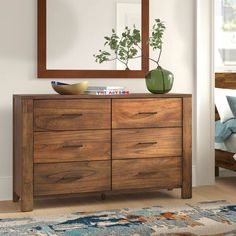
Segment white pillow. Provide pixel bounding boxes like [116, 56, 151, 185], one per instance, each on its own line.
[215, 88, 236, 122]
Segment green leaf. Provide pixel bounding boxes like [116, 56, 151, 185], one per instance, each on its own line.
[103, 51, 111, 56]
[120, 40, 126, 47]
[95, 24, 142, 67]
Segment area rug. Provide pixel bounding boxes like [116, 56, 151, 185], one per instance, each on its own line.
[0, 201, 236, 235]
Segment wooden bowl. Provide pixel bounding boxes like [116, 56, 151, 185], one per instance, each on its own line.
[52, 81, 88, 95]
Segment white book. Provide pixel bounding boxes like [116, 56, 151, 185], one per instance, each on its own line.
[84, 90, 130, 95]
[88, 86, 125, 91]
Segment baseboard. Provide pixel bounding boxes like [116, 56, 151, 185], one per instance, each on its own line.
[192, 165, 197, 187]
[0, 176, 12, 201]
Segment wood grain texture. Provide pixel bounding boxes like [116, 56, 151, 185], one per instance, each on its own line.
[215, 149, 236, 171]
[37, 0, 46, 77]
[14, 93, 192, 100]
[141, 0, 149, 76]
[34, 99, 111, 131]
[13, 94, 192, 211]
[21, 99, 34, 211]
[34, 161, 111, 196]
[182, 97, 192, 199]
[37, 0, 149, 78]
[112, 157, 182, 190]
[215, 73, 236, 89]
[112, 128, 182, 159]
[34, 130, 111, 163]
[112, 98, 182, 128]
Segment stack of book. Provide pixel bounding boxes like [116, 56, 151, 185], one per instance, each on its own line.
[85, 86, 130, 95]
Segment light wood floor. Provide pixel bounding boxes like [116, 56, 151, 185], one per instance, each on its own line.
[0, 177, 235, 219]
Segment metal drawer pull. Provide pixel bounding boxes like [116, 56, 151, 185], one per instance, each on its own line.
[61, 113, 83, 117]
[138, 112, 158, 115]
[138, 142, 157, 145]
[63, 144, 83, 148]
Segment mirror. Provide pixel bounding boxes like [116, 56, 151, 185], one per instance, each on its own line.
[38, 0, 149, 78]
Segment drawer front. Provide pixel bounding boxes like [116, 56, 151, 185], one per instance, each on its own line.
[112, 98, 182, 128]
[112, 128, 182, 159]
[34, 161, 111, 196]
[34, 130, 111, 163]
[112, 157, 182, 190]
[34, 99, 111, 131]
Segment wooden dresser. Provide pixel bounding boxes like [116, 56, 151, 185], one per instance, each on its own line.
[13, 93, 192, 212]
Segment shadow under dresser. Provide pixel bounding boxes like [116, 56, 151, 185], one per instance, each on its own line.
[13, 93, 192, 212]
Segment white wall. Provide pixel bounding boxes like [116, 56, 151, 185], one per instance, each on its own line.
[0, 0, 195, 200]
[195, 0, 215, 186]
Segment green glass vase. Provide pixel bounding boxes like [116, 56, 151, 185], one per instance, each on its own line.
[145, 66, 174, 94]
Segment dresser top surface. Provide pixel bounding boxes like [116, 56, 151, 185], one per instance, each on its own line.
[13, 93, 192, 100]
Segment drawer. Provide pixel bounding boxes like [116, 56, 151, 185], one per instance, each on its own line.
[34, 130, 111, 163]
[112, 128, 182, 159]
[112, 98, 182, 128]
[112, 157, 182, 190]
[34, 99, 111, 131]
[34, 161, 111, 196]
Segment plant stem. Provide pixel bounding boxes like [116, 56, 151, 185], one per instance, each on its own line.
[125, 48, 130, 69]
[130, 54, 159, 66]
[117, 57, 127, 67]
[136, 44, 142, 50]
[157, 47, 162, 66]
[149, 58, 158, 65]
[106, 57, 127, 67]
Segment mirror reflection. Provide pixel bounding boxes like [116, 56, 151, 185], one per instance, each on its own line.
[47, 0, 141, 70]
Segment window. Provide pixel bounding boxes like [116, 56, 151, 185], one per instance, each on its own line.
[215, 0, 236, 72]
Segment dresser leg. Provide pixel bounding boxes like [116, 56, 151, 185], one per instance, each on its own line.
[182, 97, 192, 200]
[20, 99, 34, 212]
[13, 192, 20, 202]
[181, 186, 192, 199]
[215, 166, 219, 177]
[21, 197, 33, 212]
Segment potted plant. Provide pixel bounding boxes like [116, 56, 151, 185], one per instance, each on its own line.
[145, 19, 174, 94]
[94, 19, 174, 94]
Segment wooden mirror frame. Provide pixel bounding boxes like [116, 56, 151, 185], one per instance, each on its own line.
[38, 0, 149, 78]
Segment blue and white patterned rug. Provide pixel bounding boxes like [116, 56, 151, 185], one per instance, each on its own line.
[0, 201, 236, 235]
